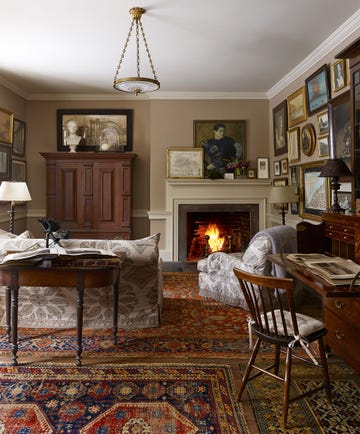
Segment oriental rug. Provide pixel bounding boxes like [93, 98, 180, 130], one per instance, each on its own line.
[0, 362, 248, 433]
[0, 272, 251, 361]
[243, 360, 360, 433]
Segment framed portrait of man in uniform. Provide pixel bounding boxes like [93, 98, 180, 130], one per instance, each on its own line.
[193, 120, 247, 179]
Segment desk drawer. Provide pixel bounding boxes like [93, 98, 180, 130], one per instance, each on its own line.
[323, 300, 360, 370]
[325, 224, 354, 243]
[324, 297, 359, 326]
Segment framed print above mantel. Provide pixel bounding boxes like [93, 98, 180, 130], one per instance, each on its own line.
[166, 148, 204, 179]
[57, 109, 133, 152]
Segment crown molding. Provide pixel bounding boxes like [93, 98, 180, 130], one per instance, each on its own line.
[0, 75, 29, 100]
[267, 9, 360, 99]
[148, 91, 267, 100]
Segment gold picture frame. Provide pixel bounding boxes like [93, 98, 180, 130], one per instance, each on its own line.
[299, 161, 330, 221]
[287, 87, 307, 127]
[288, 127, 300, 163]
[301, 123, 316, 157]
[0, 108, 14, 144]
[318, 135, 330, 157]
[166, 148, 204, 179]
[330, 59, 347, 94]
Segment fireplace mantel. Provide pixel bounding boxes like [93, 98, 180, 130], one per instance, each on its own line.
[161, 178, 271, 260]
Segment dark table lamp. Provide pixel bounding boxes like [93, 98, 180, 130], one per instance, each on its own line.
[0, 181, 32, 233]
[268, 185, 298, 225]
[319, 158, 352, 213]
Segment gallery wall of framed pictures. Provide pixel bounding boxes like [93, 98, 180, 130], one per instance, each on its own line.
[271, 60, 351, 220]
[0, 109, 27, 183]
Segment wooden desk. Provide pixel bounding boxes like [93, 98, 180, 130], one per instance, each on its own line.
[268, 254, 360, 373]
[0, 262, 121, 366]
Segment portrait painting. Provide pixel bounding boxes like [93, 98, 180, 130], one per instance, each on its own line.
[193, 120, 246, 179]
[305, 64, 330, 115]
[57, 109, 133, 152]
[331, 59, 347, 93]
[287, 87, 307, 127]
[273, 100, 288, 156]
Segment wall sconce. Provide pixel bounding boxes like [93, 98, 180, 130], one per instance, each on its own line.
[319, 158, 352, 213]
[268, 185, 298, 225]
[0, 181, 32, 233]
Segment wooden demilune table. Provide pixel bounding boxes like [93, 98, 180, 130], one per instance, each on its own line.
[268, 253, 360, 373]
[0, 262, 121, 366]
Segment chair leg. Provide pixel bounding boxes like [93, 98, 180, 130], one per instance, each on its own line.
[238, 338, 261, 401]
[274, 345, 281, 375]
[318, 337, 332, 403]
[281, 346, 292, 428]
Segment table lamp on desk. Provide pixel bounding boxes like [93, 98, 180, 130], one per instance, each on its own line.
[268, 185, 298, 225]
[0, 181, 32, 233]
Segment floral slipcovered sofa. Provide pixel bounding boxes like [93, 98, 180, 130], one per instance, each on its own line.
[0, 231, 162, 330]
[197, 225, 300, 309]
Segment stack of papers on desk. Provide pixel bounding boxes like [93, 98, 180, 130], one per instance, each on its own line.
[286, 253, 360, 285]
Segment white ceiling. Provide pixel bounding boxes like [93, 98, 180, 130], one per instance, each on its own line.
[0, 1, 359, 99]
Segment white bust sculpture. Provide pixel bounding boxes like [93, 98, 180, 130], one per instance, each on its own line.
[64, 119, 82, 152]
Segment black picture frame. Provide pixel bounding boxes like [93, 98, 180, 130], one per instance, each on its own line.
[57, 109, 133, 152]
[289, 165, 299, 215]
[305, 64, 330, 116]
[0, 144, 11, 182]
[273, 100, 288, 156]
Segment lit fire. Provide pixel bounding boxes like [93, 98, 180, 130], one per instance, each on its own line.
[205, 223, 225, 253]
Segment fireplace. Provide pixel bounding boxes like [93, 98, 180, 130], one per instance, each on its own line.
[151, 179, 270, 261]
[178, 203, 259, 261]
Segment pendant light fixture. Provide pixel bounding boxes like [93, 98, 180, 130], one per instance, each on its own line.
[113, 7, 160, 95]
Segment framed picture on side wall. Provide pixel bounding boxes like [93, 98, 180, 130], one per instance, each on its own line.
[287, 87, 307, 127]
[11, 159, 26, 182]
[0, 144, 11, 182]
[330, 59, 347, 93]
[305, 64, 330, 115]
[12, 119, 26, 157]
[273, 100, 288, 156]
[0, 108, 13, 144]
[328, 90, 350, 161]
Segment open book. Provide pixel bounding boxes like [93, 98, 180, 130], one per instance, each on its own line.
[286, 253, 360, 284]
[0, 246, 118, 266]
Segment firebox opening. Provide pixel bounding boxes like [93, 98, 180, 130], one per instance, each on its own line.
[178, 204, 259, 262]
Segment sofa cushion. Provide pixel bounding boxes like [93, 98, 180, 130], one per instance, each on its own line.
[241, 235, 272, 275]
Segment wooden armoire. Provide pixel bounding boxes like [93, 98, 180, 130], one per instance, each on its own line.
[41, 152, 137, 239]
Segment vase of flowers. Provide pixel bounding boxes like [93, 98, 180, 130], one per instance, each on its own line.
[225, 157, 250, 178]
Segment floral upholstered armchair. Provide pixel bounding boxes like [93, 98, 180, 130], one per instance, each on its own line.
[197, 225, 298, 309]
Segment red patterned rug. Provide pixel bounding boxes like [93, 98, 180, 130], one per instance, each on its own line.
[0, 363, 248, 433]
[0, 272, 252, 361]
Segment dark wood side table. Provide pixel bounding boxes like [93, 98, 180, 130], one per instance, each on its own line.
[0, 262, 121, 366]
[267, 253, 360, 373]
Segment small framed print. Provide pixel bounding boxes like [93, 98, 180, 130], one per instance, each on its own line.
[301, 123, 316, 156]
[330, 59, 347, 94]
[289, 166, 299, 215]
[281, 158, 288, 175]
[274, 160, 281, 176]
[288, 127, 300, 164]
[247, 168, 256, 179]
[11, 159, 26, 182]
[287, 87, 307, 127]
[305, 64, 330, 116]
[317, 110, 329, 135]
[166, 148, 204, 178]
[12, 119, 26, 157]
[257, 157, 269, 179]
[0, 108, 13, 144]
[318, 135, 330, 157]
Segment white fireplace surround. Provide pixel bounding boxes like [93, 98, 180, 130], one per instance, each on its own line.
[149, 179, 272, 261]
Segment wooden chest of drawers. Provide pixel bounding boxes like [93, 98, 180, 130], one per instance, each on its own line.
[323, 297, 360, 370]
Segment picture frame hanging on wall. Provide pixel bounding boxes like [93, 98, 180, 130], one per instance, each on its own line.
[287, 87, 307, 127]
[328, 90, 350, 162]
[257, 157, 269, 179]
[0, 108, 13, 144]
[11, 159, 26, 182]
[288, 127, 300, 164]
[193, 120, 247, 178]
[305, 64, 330, 116]
[12, 119, 26, 157]
[273, 100, 288, 156]
[330, 59, 347, 94]
[0, 144, 11, 182]
[57, 109, 133, 152]
[299, 161, 329, 221]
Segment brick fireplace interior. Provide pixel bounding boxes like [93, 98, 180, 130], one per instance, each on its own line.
[178, 203, 259, 261]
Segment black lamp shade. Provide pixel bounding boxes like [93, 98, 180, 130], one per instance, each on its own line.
[319, 158, 352, 177]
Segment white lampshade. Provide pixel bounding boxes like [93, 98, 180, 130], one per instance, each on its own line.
[0, 181, 32, 203]
[268, 185, 297, 204]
